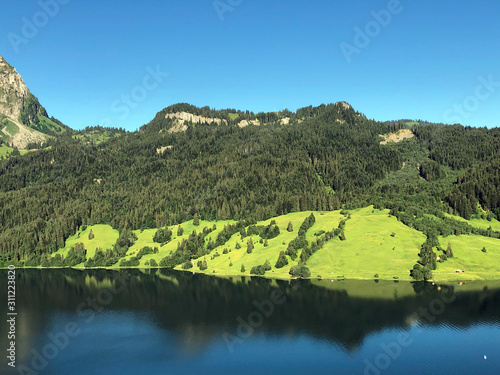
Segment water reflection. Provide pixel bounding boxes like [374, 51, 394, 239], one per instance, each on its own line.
[1, 269, 499, 374]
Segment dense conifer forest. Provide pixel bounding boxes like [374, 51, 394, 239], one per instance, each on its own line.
[0, 102, 499, 277]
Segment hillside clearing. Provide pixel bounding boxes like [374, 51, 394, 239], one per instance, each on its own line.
[47, 208, 500, 281]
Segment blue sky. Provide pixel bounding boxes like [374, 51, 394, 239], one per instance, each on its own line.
[1, 0, 499, 130]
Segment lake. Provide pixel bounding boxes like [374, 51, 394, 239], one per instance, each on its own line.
[1, 269, 499, 374]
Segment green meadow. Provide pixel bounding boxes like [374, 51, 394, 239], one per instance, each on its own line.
[2, 118, 19, 136]
[53, 224, 120, 264]
[434, 234, 500, 281]
[443, 212, 500, 232]
[36, 114, 67, 134]
[0, 144, 12, 157]
[51, 207, 500, 281]
[306, 207, 426, 280]
[0, 143, 28, 157]
[185, 211, 345, 279]
[117, 219, 237, 267]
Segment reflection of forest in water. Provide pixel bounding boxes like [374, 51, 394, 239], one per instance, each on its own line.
[1, 269, 500, 354]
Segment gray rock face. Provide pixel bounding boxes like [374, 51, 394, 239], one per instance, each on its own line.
[0, 55, 49, 149]
[0, 55, 31, 121]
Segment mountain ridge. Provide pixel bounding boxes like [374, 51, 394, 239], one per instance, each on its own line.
[0, 55, 69, 149]
[0, 58, 499, 282]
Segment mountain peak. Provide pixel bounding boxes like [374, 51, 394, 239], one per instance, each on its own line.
[0, 56, 69, 149]
[0, 55, 31, 121]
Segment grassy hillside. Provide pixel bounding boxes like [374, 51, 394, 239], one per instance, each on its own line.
[444, 212, 500, 232]
[119, 219, 237, 266]
[48, 207, 500, 281]
[34, 114, 67, 134]
[53, 224, 120, 263]
[306, 207, 426, 280]
[0, 144, 12, 157]
[1, 116, 19, 136]
[0, 143, 28, 157]
[73, 127, 124, 145]
[182, 211, 344, 279]
[434, 235, 500, 280]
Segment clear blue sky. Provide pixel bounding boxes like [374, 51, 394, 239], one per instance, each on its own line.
[1, 0, 499, 130]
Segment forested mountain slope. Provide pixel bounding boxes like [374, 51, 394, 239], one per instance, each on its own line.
[0, 100, 499, 278]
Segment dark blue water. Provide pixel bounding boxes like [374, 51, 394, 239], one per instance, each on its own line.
[1, 270, 499, 374]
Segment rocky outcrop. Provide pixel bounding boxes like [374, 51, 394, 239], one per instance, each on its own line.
[156, 145, 173, 154]
[238, 119, 261, 128]
[0, 56, 30, 121]
[166, 112, 228, 133]
[1, 117, 47, 149]
[379, 129, 414, 145]
[0, 55, 50, 149]
[337, 101, 352, 110]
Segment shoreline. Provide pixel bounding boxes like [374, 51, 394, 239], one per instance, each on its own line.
[2, 265, 500, 282]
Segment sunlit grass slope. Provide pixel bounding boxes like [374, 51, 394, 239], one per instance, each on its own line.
[53, 224, 119, 260]
[443, 212, 500, 232]
[185, 211, 344, 278]
[434, 235, 500, 281]
[50, 207, 500, 281]
[306, 207, 426, 280]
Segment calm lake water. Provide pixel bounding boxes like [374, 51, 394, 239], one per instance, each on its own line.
[1, 269, 499, 375]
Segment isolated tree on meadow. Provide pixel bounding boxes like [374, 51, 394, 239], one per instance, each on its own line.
[88, 229, 94, 240]
[275, 251, 289, 268]
[446, 243, 454, 258]
[264, 259, 271, 271]
[247, 238, 254, 253]
[177, 225, 184, 236]
[287, 222, 293, 232]
[241, 263, 245, 272]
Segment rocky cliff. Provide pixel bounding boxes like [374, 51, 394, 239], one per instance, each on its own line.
[0, 55, 51, 149]
[0, 56, 30, 120]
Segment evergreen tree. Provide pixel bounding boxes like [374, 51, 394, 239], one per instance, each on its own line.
[177, 225, 184, 236]
[287, 222, 293, 232]
[241, 263, 245, 272]
[264, 259, 271, 271]
[193, 213, 199, 226]
[275, 250, 289, 268]
[289, 264, 311, 278]
[88, 229, 94, 240]
[247, 238, 254, 253]
[446, 243, 454, 258]
[153, 227, 172, 243]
